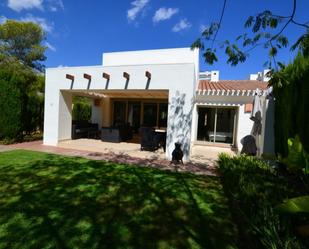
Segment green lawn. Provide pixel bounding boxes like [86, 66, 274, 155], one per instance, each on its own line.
[0, 150, 237, 249]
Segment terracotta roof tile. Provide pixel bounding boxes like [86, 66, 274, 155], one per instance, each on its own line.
[198, 80, 268, 91]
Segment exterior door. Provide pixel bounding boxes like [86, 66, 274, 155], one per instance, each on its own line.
[197, 107, 236, 145]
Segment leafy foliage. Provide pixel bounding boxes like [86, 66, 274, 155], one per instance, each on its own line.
[269, 40, 309, 158]
[282, 136, 309, 174]
[218, 153, 309, 249]
[72, 97, 92, 121]
[0, 20, 46, 142]
[0, 20, 46, 71]
[0, 62, 44, 141]
[192, 2, 309, 68]
[0, 67, 22, 140]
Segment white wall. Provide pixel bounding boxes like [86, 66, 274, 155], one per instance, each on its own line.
[91, 99, 102, 128]
[44, 48, 198, 160]
[102, 47, 199, 86]
[236, 105, 254, 151]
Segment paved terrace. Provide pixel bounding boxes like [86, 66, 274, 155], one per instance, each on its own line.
[5, 140, 235, 176]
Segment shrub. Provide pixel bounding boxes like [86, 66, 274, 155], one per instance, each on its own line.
[271, 52, 309, 157]
[72, 97, 91, 121]
[0, 63, 43, 142]
[218, 153, 308, 249]
[0, 68, 22, 140]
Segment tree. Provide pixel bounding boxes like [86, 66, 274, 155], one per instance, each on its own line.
[192, 0, 309, 70]
[0, 20, 46, 71]
[0, 20, 46, 142]
[0, 65, 23, 141]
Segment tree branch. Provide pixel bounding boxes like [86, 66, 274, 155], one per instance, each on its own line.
[211, 0, 227, 49]
[269, 41, 278, 71]
[270, 0, 296, 42]
[291, 19, 309, 29]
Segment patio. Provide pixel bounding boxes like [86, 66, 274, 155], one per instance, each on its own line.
[8, 139, 235, 176]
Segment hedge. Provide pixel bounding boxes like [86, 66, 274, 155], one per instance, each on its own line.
[271, 53, 309, 157]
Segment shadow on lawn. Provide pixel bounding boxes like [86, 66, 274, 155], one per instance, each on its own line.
[0, 152, 237, 249]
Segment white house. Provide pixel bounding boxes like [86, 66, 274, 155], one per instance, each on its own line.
[43, 47, 274, 161]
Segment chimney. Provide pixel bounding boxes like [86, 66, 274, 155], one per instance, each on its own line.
[210, 71, 219, 81]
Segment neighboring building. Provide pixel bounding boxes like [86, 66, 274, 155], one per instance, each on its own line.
[249, 69, 271, 81]
[199, 71, 219, 81]
[43, 47, 274, 160]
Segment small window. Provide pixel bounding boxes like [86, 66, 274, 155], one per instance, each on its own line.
[244, 103, 253, 113]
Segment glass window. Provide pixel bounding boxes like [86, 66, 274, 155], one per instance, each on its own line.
[143, 103, 157, 127]
[113, 101, 126, 126]
[197, 107, 236, 144]
[158, 103, 168, 128]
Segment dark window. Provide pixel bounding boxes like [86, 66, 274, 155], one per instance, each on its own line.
[113, 101, 126, 126]
[158, 103, 168, 128]
[143, 103, 157, 127]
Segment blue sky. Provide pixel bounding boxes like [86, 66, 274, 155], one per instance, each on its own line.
[1, 0, 308, 79]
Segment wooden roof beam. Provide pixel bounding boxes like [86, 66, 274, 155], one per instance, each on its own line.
[66, 74, 74, 80]
[145, 71, 151, 79]
[83, 73, 91, 80]
[123, 72, 130, 80]
[103, 72, 110, 80]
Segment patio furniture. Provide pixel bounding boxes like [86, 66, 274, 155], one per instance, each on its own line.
[101, 127, 122, 143]
[140, 127, 160, 151]
[72, 121, 99, 139]
[101, 124, 133, 143]
[207, 131, 232, 143]
[155, 129, 167, 152]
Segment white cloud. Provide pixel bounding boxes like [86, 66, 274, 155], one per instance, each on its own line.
[127, 0, 150, 22]
[0, 16, 8, 24]
[45, 41, 56, 52]
[21, 14, 54, 33]
[153, 7, 178, 23]
[7, 0, 44, 12]
[172, 18, 191, 32]
[48, 0, 64, 12]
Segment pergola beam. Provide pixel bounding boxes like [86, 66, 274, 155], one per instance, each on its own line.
[123, 72, 130, 80]
[83, 73, 92, 80]
[102, 72, 110, 80]
[145, 71, 151, 79]
[66, 74, 74, 80]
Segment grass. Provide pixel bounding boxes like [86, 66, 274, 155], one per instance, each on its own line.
[218, 153, 309, 249]
[0, 150, 237, 249]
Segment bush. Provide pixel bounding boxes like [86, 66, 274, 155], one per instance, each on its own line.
[72, 97, 91, 121]
[0, 63, 44, 142]
[271, 52, 309, 157]
[218, 153, 308, 249]
[0, 68, 23, 140]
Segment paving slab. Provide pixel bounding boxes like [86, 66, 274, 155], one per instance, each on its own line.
[8, 140, 235, 176]
[0, 145, 14, 152]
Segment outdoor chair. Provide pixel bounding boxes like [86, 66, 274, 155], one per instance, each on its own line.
[140, 127, 160, 151]
[72, 121, 99, 139]
[101, 124, 133, 143]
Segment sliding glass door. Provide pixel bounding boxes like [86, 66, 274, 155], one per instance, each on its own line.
[112, 100, 168, 131]
[197, 107, 237, 145]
